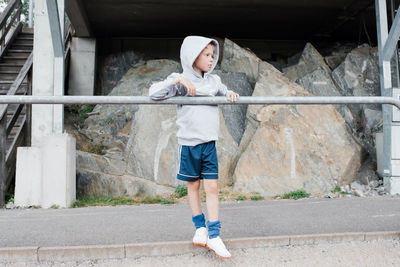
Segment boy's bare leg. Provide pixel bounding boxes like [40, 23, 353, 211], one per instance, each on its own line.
[203, 179, 219, 221]
[187, 180, 202, 215]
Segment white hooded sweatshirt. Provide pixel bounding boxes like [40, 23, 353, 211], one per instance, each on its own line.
[149, 36, 233, 146]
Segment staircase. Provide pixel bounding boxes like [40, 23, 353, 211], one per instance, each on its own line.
[0, 0, 33, 206]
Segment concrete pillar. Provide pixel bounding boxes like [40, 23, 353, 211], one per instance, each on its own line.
[68, 37, 96, 96]
[41, 134, 76, 208]
[31, 0, 64, 146]
[14, 147, 42, 207]
[15, 134, 76, 208]
[376, 0, 400, 194]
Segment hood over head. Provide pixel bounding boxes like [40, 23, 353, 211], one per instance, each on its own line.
[180, 36, 219, 81]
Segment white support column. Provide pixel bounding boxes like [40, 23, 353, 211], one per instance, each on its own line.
[376, 0, 400, 194]
[32, 0, 64, 146]
[31, 0, 64, 145]
[68, 37, 96, 96]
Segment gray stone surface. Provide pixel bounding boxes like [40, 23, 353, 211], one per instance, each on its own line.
[213, 70, 254, 145]
[362, 106, 382, 134]
[283, 43, 331, 82]
[97, 51, 143, 95]
[76, 170, 175, 198]
[324, 55, 345, 70]
[355, 158, 379, 185]
[82, 60, 182, 151]
[283, 43, 356, 129]
[221, 38, 264, 85]
[331, 44, 380, 117]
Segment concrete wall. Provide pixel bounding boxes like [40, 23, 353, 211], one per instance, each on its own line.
[68, 37, 97, 96]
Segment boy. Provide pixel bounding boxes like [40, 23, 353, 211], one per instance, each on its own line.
[149, 36, 239, 259]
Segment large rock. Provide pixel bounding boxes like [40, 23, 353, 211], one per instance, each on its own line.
[213, 70, 254, 145]
[126, 88, 239, 188]
[77, 170, 175, 198]
[76, 150, 175, 197]
[283, 43, 356, 129]
[331, 44, 380, 116]
[232, 61, 363, 196]
[221, 38, 264, 85]
[82, 60, 182, 151]
[76, 150, 127, 176]
[283, 43, 331, 81]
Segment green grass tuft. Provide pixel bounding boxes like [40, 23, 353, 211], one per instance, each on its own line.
[175, 185, 188, 198]
[278, 190, 310, 200]
[235, 195, 247, 201]
[250, 195, 264, 201]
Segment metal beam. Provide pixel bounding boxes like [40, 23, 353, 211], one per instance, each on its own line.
[383, 4, 400, 61]
[46, 0, 63, 57]
[65, 0, 92, 37]
[376, 0, 393, 178]
[0, 96, 400, 109]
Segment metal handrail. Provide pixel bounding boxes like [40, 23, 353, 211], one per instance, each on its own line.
[0, 95, 399, 109]
[0, 0, 22, 56]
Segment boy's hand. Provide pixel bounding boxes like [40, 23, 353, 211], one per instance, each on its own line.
[174, 76, 196, 96]
[227, 92, 239, 102]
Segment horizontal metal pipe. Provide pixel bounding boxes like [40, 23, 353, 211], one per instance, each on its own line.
[0, 95, 400, 109]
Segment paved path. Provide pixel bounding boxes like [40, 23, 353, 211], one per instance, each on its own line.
[1, 196, 400, 248]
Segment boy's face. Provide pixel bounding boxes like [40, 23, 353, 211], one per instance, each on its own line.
[193, 43, 214, 75]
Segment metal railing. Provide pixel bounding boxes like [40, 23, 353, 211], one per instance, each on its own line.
[0, 95, 399, 109]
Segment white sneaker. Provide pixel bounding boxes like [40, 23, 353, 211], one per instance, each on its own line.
[206, 236, 231, 259]
[193, 227, 208, 247]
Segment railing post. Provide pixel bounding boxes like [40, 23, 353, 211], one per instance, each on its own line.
[25, 69, 32, 146]
[0, 28, 4, 55]
[0, 114, 7, 207]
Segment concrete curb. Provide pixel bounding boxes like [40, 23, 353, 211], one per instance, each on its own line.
[0, 231, 399, 263]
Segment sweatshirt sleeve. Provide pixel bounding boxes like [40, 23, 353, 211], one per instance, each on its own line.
[215, 75, 234, 96]
[149, 73, 187, 100]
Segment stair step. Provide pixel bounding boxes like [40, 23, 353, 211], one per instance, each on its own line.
[0, 58, 29, 64]
[2, 56, 29, 60]
[0, 63, 24, 72]
[0, 71, 19, 74]
[0, 63, 24, 66]
[16, 37, 33, 41]
[0, 80, 27, 84]
[0, 90, 26, 95]
[0, 71, 19, 79]
[0, 77, 28, 84]
[0, 67, 23, 72]
[10, 45, 33, 51]
[13, 43, 33, 46]
[0, 85, 27, 92]
[8, 49, 31, 53]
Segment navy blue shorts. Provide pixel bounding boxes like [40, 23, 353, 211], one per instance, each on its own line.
[177, 141, 218, 181]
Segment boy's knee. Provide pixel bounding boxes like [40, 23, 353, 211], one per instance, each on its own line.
[187, 180, 200, 190]
[204, 180, 218, 194]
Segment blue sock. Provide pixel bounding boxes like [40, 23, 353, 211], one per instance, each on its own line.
[207, 220, 221, 238]
[192, 213, 206, 229]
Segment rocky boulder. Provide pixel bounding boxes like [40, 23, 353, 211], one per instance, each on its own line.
[332, 45, 380, 115]
[283, 43, 356, 129]
[232, 60, 363, 196]
[213, 70, 254, 145]
[82, 60, 182, 151]
[221, 38, 266, 86]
